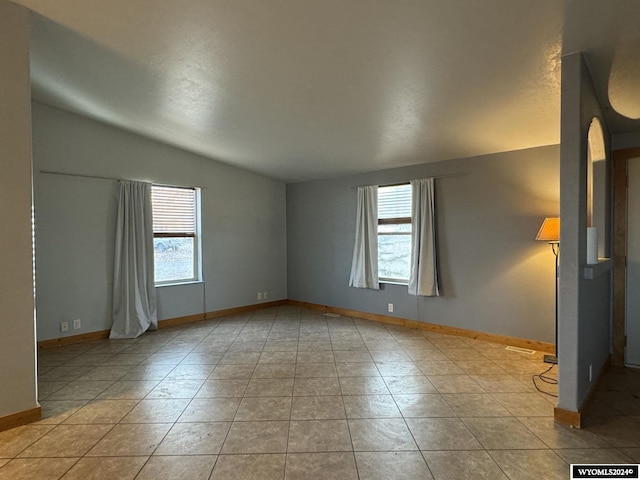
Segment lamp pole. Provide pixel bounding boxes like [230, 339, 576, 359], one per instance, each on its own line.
[544, 242, 559, 364]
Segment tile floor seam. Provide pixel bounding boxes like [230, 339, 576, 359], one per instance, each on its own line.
[484, 449, 519, 479]
[127, 455, 152, 480]
[342, 394, 356, 455]
[55, 456, 83, 480]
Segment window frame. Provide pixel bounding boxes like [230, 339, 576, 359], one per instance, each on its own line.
[151, 184, 202, 286]
[377, 183, 412, 284]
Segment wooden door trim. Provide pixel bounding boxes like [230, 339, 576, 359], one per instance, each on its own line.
[612, 148, 640, 366]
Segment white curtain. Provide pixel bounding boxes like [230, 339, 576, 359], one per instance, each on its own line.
[408, 178, 439, 296]
[349, 185, 380, 289]
[110, 180, 158, 339]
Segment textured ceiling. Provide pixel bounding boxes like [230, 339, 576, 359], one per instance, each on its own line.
[11, 0, 640, 182]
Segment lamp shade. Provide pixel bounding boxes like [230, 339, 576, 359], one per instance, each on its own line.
[536, 217, 560, 242]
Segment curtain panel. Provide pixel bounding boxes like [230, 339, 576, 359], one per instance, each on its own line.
[408, 178, 440, 296]
[110, 180, 158, 339]
[349, 185, 380, 289]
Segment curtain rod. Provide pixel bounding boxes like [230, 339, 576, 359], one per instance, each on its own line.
[352, 172, 463, 189]
[39, 170, 205, 190]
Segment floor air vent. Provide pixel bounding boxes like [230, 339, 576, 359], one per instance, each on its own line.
[505, 346, 535, 355]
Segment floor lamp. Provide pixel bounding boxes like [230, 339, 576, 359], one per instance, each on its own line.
[536, 217, 560, 364]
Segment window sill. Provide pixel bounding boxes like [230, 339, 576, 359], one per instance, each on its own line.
[155, 280, 204, 288]
[380, 280, 408, 286]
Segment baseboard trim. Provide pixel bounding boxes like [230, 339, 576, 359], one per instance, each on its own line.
[38, 300, 289, 348]
[205, 299, 289, 320]
[554, 407, 582, 428]
[0, 407, 41, 433]
[288, 300, 555, 354]
[38, 329, 110, 350]
[158, 300, 289, 326]
[158, 313, 206, 328]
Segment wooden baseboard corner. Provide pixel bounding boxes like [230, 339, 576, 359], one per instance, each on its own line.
[205, 299, 288, 320]
[554, 407, 581, 428]
[0, 406, 41, 432]
[287, 300, 555, 354]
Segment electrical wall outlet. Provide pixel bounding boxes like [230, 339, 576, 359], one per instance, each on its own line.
[388, 303, 394, 313]
[73, 319, 81, 330]
[60, 321, 69, 333]
[263, 291, 268, 299]
[257, 292, 262, 300]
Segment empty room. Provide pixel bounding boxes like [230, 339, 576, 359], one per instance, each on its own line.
[1, 0, 640, 479]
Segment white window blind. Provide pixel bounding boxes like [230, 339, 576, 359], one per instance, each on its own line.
[151, 185, 200, 285]
[378, 184, 412, 220]
[378, 183, 412, 283]
[151, 186, 196, 235]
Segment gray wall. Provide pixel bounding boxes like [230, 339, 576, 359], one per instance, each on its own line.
[33, 103, 287, 341]
[613, 132, 640, 150]
[287, 145, 559, 343]
[558, 53, 612, 412]
[0, 1, 38, 418]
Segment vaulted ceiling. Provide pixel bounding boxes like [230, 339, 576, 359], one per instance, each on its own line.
[11, 0, 640, 182]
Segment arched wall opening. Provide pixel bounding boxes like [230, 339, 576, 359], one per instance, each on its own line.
[587, 117, 608, 259]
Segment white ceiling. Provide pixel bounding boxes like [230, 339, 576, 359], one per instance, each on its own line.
[11, 0, 640, 182]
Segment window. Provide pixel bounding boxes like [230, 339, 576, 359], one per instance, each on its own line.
[151, 185, 200, 285]
[378, 184, 412, 283]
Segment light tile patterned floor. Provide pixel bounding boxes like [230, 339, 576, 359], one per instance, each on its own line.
[1, 306, 639, 479]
